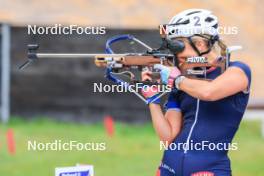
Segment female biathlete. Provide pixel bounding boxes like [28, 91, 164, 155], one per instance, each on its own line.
[142, 9, 251, 176]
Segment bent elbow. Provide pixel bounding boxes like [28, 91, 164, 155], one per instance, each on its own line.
[200, 90, 218, 101]
[160, 139, 173, 147]
[159, 137, 172, 145]
[159, 133, 179, 146]
[159, 135, 175, 145]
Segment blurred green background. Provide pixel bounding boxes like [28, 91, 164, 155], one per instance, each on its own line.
[0, 1, 264, 175]
[0, 118, 263, 176]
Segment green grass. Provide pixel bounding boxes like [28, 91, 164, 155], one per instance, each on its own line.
[230, 120, 264, 176]
[0, 117, 263, 176]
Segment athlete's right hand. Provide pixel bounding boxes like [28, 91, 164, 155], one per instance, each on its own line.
[141, 70, 161, 104]
[141, 70, 154, 82]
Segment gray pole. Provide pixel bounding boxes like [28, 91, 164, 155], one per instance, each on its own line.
[1, 24, 11, 123]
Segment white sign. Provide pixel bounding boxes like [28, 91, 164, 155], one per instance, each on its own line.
[55, 165, 94, 176]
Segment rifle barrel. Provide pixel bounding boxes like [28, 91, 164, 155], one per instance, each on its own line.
[35, 53, 138, 59]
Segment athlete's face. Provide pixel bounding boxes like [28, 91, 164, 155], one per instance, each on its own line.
[174, 38, 208, 64]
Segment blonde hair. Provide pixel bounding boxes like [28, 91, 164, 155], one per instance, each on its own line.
[217, 38, 227, 56]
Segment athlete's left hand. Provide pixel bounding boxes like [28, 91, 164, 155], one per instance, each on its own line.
[154, 64, 181, 88]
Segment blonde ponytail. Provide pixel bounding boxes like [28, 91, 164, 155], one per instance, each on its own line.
[217, 39, 227, 57]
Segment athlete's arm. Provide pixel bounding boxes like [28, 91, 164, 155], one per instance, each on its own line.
[142, 71, 182, 144]
[149, 104, 182, 144]
[179, 66, 249, 101]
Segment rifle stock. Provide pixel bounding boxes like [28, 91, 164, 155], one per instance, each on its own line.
[94, 55, 173, 68]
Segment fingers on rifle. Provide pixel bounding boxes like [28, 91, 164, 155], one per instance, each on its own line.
[141, 70, 153, 81]
[142, 75, 153, 82]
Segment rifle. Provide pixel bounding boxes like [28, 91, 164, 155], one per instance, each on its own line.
[19, 34, 241, 103]
[19, 34, 232, 79]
